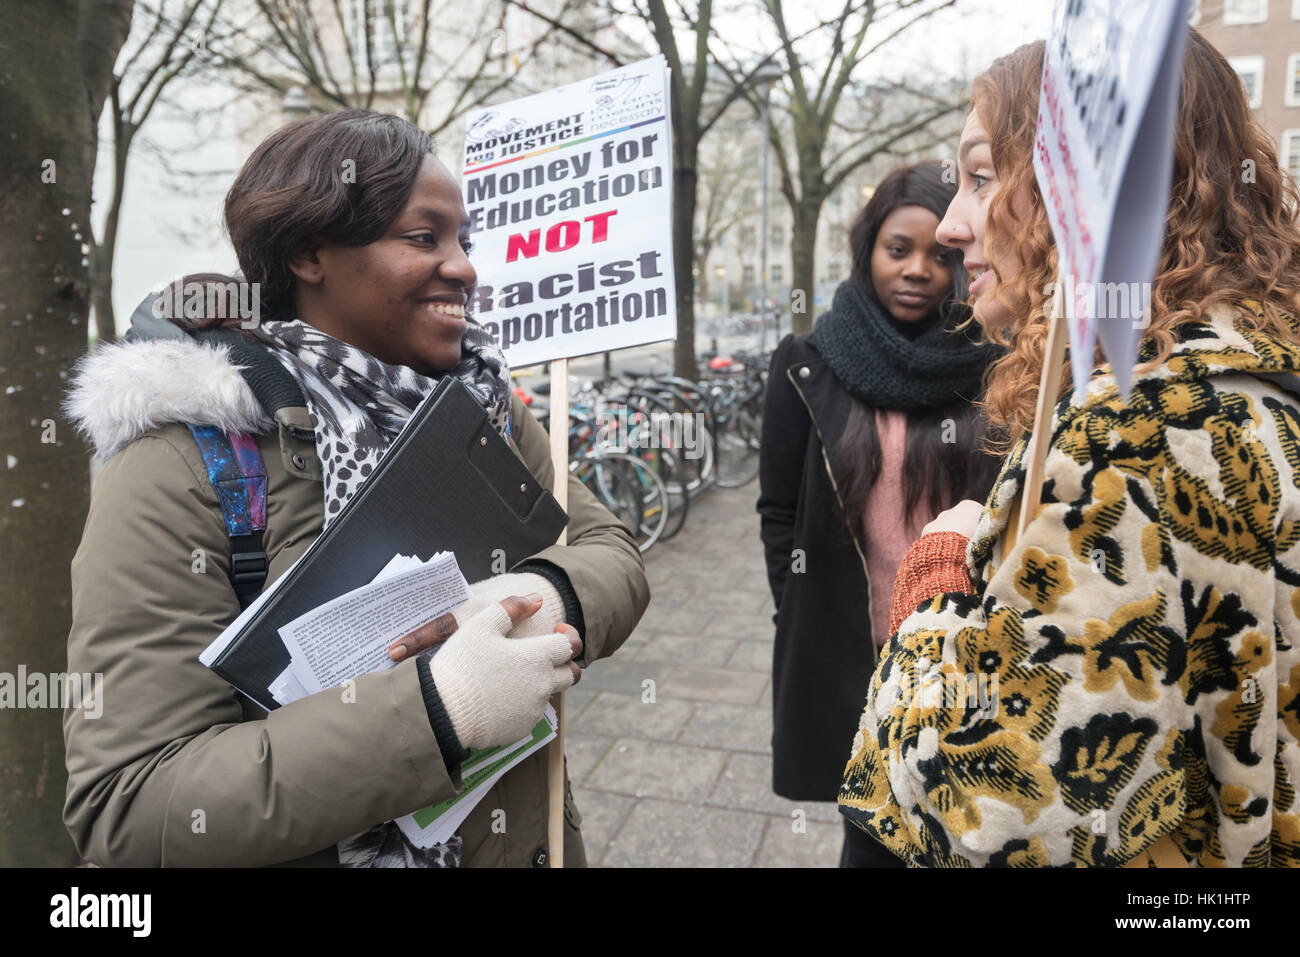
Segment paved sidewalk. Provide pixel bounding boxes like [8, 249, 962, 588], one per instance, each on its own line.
[564, 483, 844, 867]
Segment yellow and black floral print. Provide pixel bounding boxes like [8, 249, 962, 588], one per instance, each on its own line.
[840, 304, 1300, 867]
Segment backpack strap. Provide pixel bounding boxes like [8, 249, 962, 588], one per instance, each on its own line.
[192, 327, 306, 421]
[126, 297, 308, 424]
[187, 424, 269, 610]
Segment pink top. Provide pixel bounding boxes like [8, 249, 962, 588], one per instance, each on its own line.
[861, 409, 929, 645]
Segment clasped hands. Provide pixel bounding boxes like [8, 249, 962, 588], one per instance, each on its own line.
[387, 571, 582, 687]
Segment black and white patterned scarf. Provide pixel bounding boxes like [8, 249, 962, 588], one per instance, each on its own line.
[252, 318, 511, 520]
[250, 316, 512, 868]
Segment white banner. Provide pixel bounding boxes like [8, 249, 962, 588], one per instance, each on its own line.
[461, 56, 676, 369]
[1034, 0, 1191, 397]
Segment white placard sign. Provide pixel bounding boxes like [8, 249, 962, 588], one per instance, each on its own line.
[461, 56, 676, 369]
[1034, 0, 1191, 397]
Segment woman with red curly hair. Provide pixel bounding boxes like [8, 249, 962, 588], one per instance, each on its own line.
[839, 31, 1300, 867]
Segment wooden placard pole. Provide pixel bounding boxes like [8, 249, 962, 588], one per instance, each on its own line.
[546, 356, 569, 868]
[1017, 283, 1068, 540]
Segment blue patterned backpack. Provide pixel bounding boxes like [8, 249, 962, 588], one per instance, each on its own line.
[124, 297, 307, 610]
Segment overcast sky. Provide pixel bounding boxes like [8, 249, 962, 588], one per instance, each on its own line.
[858, 0, 1052, 81]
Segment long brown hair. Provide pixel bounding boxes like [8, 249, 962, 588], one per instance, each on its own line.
[972, 31, 1300, 450]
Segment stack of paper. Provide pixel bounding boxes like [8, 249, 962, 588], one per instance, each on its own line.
[266, 552, 550, 849]
[397, 705, 556, 848]
[269, 551, 470, 703]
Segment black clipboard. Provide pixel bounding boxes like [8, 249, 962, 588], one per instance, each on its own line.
[205, 376, 568, 710]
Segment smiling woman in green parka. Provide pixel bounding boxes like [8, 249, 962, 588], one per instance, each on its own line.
[61, 109, 649, 868]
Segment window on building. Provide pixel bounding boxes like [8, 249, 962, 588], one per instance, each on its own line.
[1229, 56, 1265, 108]
[1288, 54, 1300, 108]
[743, 264, 755, 287]
[1224, 0, 1267, 24]
[771, 264, 784, 284]
[770, 224, 784, 246]
[826, 261, 841, 282]
[740, 225, 756, 248]
[1284, 130, 1300, 186]
[351, 0, 404, 68]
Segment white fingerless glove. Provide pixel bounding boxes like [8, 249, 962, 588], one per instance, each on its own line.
[430, 602, 576, 751]
[451, 572, 565, 638]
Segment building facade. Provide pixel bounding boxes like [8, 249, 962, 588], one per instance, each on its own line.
[1194, 0, 1300, 183]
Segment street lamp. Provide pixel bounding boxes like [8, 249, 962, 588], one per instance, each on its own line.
[715, 264, 728, 324]
[752, 61, 783, 352]
[282, 86, 311, 123]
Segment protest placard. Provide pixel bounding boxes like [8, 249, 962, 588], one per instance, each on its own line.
[1020, 0, 1192, 538]
[461, 55, 676, 369]
[461, 57, 676, 865]
[1033, 0, 1192, 398]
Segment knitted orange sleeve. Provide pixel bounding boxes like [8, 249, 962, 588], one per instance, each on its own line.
[887, 531, 975, 639]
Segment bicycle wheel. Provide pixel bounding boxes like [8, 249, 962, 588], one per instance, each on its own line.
[650, 378, 718, 493]
[635, 445, 689, 540]
[572, 451, 668, 552]
[622, 389, 710, 497]
[596, 404, 689, 541]
[683, 422, 714, 494]
[712, 404, 760, 488]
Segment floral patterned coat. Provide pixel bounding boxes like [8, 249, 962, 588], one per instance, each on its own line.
[839, 303, 1300, 867]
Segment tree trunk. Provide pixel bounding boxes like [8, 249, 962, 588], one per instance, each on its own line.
[0, 0, 133, 866]
[789, 193, 822, 336]
[90, 252, 115, 343]
[670, 121, 699, 382]
[89, 113, 132, 343]
[695, 248, 710, 304]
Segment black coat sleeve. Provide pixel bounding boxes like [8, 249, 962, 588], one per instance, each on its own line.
[756, 334, 811, 616]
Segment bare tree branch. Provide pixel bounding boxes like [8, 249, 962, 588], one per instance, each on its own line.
[505, 0, 624, 67]
[825, 100, 964, 193]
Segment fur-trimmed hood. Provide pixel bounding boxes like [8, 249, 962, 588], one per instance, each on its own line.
[64, 337, 276, 461]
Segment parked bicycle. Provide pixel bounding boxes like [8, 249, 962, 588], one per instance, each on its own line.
[524, 346, 770, 552]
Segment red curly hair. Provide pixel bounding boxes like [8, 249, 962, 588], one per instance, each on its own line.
[970, 31, 1300, 450]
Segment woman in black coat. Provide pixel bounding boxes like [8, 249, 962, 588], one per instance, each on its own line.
[756, 161, 1001, 866]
